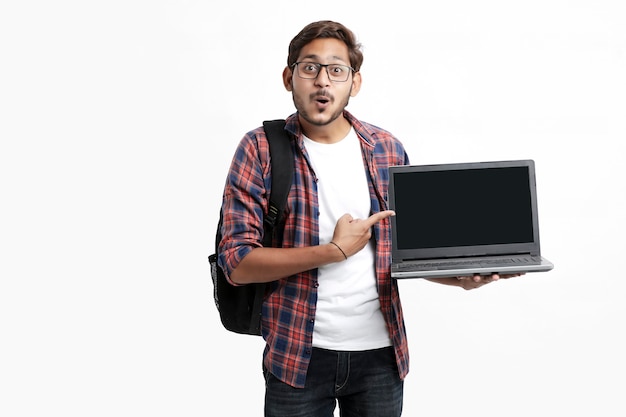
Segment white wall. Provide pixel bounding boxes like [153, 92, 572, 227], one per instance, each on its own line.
[1, 1, 624, 416]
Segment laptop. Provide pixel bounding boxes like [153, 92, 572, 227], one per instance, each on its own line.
[388, 159, 554, 279]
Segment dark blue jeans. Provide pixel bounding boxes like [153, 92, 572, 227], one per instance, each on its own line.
[264, 346, 403, 417]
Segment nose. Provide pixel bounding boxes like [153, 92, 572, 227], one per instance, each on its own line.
[314, 66, 331, 87]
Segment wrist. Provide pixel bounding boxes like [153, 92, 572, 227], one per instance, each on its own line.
[329, 241, 348, 261]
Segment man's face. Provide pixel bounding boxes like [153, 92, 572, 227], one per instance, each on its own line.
[283, 38, 361, 128]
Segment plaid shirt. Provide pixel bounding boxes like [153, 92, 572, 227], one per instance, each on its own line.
[218, 111, 410, 388]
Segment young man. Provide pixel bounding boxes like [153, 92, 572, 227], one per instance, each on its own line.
[217, 20, 521, 417]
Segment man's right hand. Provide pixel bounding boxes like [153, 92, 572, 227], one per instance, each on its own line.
[330, 210, 395, 258]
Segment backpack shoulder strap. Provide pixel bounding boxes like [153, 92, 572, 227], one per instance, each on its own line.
[262, 119, 294, 238]
[237, 119, 292, 335]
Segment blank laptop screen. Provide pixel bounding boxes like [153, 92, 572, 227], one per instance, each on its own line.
[393, 166, 534, 250]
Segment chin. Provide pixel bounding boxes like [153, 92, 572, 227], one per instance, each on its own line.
[302, 109, 343, 127]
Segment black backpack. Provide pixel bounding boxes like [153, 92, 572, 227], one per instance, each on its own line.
[209, 120, 294, 335]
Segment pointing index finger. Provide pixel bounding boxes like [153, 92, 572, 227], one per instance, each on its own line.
[364, 210, 396, 227]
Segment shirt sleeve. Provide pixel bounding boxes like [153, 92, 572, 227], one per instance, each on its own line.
[217, 127, 270, 283]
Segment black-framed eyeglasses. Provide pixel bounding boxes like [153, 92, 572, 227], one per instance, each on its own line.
[291, 62, 355, 82]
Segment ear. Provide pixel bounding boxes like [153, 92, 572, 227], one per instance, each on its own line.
[282, 66, 293, 91]
[350, 71, 362, 97]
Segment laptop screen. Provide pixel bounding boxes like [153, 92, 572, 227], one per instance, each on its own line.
[388, 160, 542, 261]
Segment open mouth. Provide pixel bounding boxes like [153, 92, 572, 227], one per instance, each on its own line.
[312, 90, 332, 106]
[313, 94, 331, 110]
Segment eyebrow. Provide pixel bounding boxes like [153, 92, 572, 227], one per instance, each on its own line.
[299, 54, 348, 64]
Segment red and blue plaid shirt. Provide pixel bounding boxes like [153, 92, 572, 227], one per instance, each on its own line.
[218, 111, 411, 388]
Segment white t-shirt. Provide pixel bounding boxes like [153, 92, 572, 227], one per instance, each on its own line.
[303, 128, 392, 351]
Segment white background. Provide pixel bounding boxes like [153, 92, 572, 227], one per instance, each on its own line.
[1, 1, 625, 416]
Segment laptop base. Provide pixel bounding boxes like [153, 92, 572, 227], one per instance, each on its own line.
[391, 255, 554, 279]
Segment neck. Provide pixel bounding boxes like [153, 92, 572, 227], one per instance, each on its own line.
[299, 114, 352, 144]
